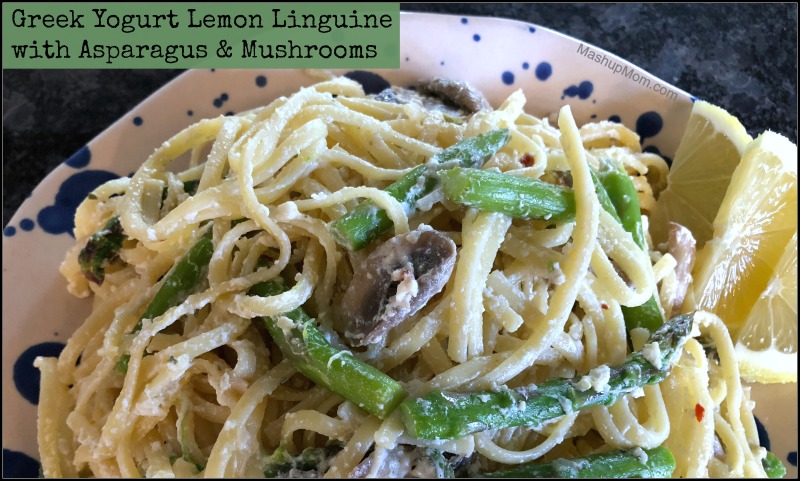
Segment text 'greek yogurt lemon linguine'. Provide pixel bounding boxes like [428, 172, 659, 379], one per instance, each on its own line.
[34, 74, 786, 478]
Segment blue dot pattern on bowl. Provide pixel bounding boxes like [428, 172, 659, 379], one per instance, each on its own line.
[20, 219, 34, 231]
[535, 62, 552, 81]
[636, 111, 664, 141]
[754, 416, 771, 451]
[37, 169, 120, 237]
[133, 116, 143, 126]
[256, 75, 268, 88]
[344, 70, 390, 94]
[13, 342, 66, 405]
[563, 81, 594, 100]
[643, 143, 672, 166]
[522, 62, 529, 70]
[643, 145, 661, 155]
[64, 145, 91, 168]
[473, 34, 481, 42]
[213, 93, 230, 108]
[788, 451, 797, 466]
[608, 115, 621, 123]
[4, 226, 16, 237]
[2, 449, 40, 478]
[502, 71, 515, 85]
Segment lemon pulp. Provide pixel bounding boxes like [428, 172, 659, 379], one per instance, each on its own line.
[650, 100, 752, 248]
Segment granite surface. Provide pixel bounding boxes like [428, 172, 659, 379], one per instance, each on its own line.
[3, 3, 797, 225]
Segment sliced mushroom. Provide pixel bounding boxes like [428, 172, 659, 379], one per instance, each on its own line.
[341, 227, 456, 346]
[349, 446, 465, 478]
[668, 221, 697, 313]
[372, 85, 463, 118]
[372, 87, 415, 104]
[371, 78, 491, 117]
[349, 446, 413, 478]
[415, 78, 491, 115]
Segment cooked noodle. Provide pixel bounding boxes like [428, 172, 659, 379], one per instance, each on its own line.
[36, 75, 769, 478]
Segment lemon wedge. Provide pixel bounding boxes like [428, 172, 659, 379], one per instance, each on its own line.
[650, 100, 752, 248]
[735, 233, 797, 383]
[692, 131, 797, 341]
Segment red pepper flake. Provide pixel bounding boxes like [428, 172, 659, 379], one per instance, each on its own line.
[695, 403, 705, 422]
[520, 153, 535, 167]
[601, 303, 608, 310]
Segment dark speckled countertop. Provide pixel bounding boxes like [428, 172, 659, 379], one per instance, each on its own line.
[3, 3, 797, 225]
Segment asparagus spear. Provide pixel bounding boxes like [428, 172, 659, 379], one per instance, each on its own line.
[160, 180, 200, 207]
[115, 353, 131, 375]
[418, 448, 457, 478]
[592, 162, 663, 333]
[251, 279, 406, 419]
[439, 168, 576, 221]
[762, 451, 787, 479]
[439, 164, 662, 332]
[596, 159, 663, 333]
[479, 446, 675, 478]
[439, 167, 625, 224]
[263, 443, 343, 478]
[182, 180, 200, 196]
[596, 159, 647, 249]
[330, 129, 510, 251]
[619, 297, 664, 333]
[132, 230, 214, 333]
[589, 168, 622, 223]
[79, 215, 126, 284]
[178, 397, 206, 471]
[399, 313, 693, 440]
[116, 229, 214, 373]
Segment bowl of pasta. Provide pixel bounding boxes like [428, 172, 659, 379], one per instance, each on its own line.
[2, 12, 796, 478]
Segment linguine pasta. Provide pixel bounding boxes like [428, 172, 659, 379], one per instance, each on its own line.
[35, 75, 770, 477]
